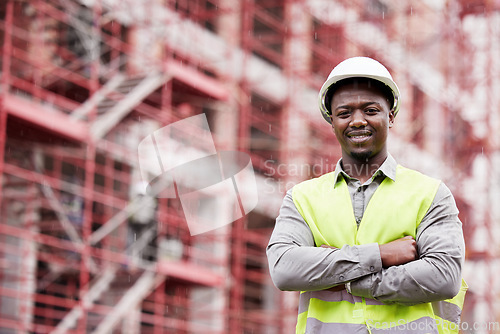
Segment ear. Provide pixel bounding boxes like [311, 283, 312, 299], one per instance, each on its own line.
[388, 110, 395, 128]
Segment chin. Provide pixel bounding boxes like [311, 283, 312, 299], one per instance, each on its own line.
[350, 151, 373, 162]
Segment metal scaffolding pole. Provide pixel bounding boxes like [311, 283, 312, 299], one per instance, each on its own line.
[1, 0, 498, 332]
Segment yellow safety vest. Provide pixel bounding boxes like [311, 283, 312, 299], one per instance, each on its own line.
[292, 165, 467, 334]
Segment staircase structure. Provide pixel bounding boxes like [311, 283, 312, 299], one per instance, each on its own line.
[0, 0, 499, 333]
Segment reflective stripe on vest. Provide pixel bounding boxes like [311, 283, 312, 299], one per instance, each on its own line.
[292, 165, 466, 333]
[303, 316, 439, 334]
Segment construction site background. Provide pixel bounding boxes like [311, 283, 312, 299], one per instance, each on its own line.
[0, 0, 499, 333]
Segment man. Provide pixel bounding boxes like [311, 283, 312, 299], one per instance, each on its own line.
[266, 57, 467, 333]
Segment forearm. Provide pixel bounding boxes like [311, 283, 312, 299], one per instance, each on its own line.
[268, 241, 381, 291]
[350, 255, 462, 305]
[267, 190, 382, 291]
[350, 183, 465, 305]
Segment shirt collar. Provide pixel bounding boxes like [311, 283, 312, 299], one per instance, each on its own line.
[333, 153, 397, 185]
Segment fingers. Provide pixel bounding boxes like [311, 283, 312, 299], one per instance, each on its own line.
[404, 236, 418, 259]
[380, 235, 418, 267]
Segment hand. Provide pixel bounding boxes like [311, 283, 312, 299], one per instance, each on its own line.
[379, 235, 418, 267]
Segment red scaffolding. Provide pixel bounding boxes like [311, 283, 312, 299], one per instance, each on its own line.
[0, 0, 499, 333]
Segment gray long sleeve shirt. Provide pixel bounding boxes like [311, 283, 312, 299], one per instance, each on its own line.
[266, 155, 465, 305]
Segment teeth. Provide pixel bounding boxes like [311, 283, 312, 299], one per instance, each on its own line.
[348, 133, 371, 142]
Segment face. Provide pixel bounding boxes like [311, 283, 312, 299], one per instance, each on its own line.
[329, 81, 395, 164]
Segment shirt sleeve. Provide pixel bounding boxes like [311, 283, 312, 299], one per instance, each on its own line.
[266, 189, 382, 291]
[349, 182, 465, 305]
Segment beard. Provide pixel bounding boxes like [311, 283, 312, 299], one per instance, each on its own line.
[350, 150, 373, 162]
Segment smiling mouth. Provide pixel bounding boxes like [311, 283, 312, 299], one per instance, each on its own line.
[347, 132, 372, 143]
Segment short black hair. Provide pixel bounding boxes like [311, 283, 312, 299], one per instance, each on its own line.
[325, 77, 395, 115]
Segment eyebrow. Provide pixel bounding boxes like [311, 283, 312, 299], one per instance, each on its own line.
[334, 102, 383, 112]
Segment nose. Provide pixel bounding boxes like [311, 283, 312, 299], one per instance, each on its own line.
[350, 109, 367, 128]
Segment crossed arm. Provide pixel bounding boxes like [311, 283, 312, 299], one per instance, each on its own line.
[266, 184, 465, 305]
[321, 235, 417, 292]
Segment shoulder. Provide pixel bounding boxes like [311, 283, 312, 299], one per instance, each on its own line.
[432, 181, 459, 208]
[292, 172, 336, 195]
[395, 165, 443, 201]
[396, 165, 441, 184]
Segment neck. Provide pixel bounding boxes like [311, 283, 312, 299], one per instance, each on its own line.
[341, 152, 387, 184]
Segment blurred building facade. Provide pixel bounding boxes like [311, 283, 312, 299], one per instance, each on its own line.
[0, 0, 499, 333]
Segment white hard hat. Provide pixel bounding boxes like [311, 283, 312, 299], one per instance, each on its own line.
[318, 57, 401, 124]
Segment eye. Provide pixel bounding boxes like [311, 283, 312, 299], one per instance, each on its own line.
[365, 108, 379, 114]
[336, 110, 351, 118]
